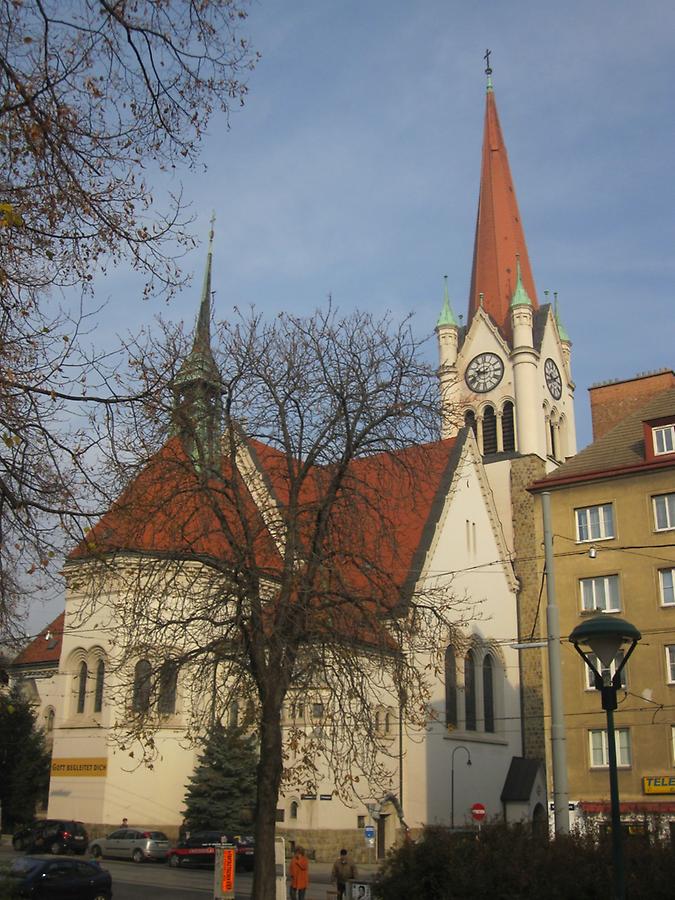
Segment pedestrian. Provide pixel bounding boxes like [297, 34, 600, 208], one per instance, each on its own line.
[331, 848, 357, 900]
[289, 845, 309, 900]
[121, 818, 128, 828]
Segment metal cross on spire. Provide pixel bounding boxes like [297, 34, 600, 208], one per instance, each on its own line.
[208, 210, 216, 251]
[484, 49, 493, 91]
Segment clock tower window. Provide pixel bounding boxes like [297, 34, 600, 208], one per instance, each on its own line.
[465, 409, 477, 439]
[482, 406, 498, 454]
[502, 401, 515, 452]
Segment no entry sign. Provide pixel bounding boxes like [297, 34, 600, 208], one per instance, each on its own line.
[471, 802, 486, 822]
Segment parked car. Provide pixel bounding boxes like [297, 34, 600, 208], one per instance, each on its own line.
[12, 820, 89, 855]
[88, 827, 170, 863]
[166, 831, 255, 871]
[4, 855, 112, 899]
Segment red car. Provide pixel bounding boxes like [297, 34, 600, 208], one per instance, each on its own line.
[167, 831, 254, 871]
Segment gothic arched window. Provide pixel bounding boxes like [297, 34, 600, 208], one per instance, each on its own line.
[502, 401, 515, 452]
[464, 651, 476, 731]
[465, 410, 477, 439]
[482, 406, 497, 454]
[94, 659, 105, 713]
[132, 659, 152, 713]
[76, 661, 88, 714]
[290, 801, 299, 820]
[445, 645, 457, 728]
[158, 661, 178, 715]
[483, 654, 495, 733]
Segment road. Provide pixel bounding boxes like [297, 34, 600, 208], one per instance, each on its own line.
[0, 843, 369, 899]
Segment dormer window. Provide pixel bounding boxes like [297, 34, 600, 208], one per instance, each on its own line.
[654, 424, 675, 456]
[643, 417, 675, 462]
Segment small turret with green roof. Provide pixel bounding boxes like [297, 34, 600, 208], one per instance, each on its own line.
[554, 292, 570, 343]
[510, 256, 533, 308]
[436, 275, 459, 328]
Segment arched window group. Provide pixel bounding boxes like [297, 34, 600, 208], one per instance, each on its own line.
[445, 641, 501, 735]
[70, 648, 107, 718]
[132, 658, 178, 716]
[464, 401, 516, 456]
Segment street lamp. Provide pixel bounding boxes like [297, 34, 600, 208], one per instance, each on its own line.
[569, 615, 641, 900]
[450, 745, 472, 829]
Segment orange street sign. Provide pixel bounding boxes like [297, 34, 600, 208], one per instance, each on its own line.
[221, 847, 235, 893]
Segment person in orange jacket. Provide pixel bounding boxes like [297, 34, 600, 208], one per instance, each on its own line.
[289, 846, 309, 900]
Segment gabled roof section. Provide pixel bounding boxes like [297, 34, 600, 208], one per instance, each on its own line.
[531, 387, 675, 489]
[12, 612, 64, 667]
[468, 85, 538, 341]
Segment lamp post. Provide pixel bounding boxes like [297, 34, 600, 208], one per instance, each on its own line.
[569, 615, 641, 900]
[450, 745, 472, 829]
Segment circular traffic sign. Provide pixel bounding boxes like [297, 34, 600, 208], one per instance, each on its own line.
[471, 802, 486, 821]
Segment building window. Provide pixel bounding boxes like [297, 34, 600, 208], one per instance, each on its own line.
[229, 700, 239, 728]
[45, 707, 55, 733]
[666, 646, 675, 684]
[357, 815, 366, 829]
[660, 569, 675, 606]
[465, 410, 477, 439]
[76, 661, 88, 714]
[132, 659, 152, 713]
[483, 655, 495, 733]
[384, 711, 391, 734]
[94, 660, 105, 713]
[464, 651, 476, 731]
[654, 493, 675, 531]
[482, 406, 497, 454]
[292, 702, 304, 721]
[654, 425, 675, 455]
[275, 809, 285, 823]
[575, 504, 614, 542]
[589, 728, 631, 768]
[311, 703, 324, 719]
[580, 574, 620, 613]
[502, 401, 515, 452]
[290, 801, 298, 820]
[158, 662, 178, 715]
[584, 652, 626, 690]
[445, 645, 457, 728]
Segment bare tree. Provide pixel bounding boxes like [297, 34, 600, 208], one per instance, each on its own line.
[69, 306, 474, 898]
[0, 1, 257, 640]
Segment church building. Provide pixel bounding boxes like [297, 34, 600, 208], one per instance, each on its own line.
[31, 65, 573, 859]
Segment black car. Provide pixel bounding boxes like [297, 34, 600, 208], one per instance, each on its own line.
[4, 856, 112, 899]
[12, 820, 89, 855]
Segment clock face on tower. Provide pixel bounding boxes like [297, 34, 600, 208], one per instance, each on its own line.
[545, 358, 562, 400]
[465, 353, 504, 393]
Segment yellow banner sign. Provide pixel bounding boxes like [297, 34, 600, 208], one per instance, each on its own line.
[642, 775, 675, 794]
[51, 758, 108, 778]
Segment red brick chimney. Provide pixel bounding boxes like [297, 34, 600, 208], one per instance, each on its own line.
[589, 369, 675, 440]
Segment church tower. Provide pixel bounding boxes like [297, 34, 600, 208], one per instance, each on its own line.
[172, 219, 223, 471]
[438, 61, 576, 466]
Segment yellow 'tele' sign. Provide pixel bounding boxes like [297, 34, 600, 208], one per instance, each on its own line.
[642, 775, 675, 794]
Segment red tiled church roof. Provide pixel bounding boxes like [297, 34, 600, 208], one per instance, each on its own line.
[69, 431, 465, 621]
[12, 612, 64, 666]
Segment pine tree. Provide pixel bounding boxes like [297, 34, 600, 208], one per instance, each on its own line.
[0, 688, 50, 829]
[183, 724, 257, 832]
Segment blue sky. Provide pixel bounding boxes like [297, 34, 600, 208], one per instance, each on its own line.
[29, 0, 674, 630]
[98, 0, 673, 448]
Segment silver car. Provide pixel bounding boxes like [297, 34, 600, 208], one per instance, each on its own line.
[89, 827, 170, 863]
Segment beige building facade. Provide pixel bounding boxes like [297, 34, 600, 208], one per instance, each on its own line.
[531, 376, 675, 830]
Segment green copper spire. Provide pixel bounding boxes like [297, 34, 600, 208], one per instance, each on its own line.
[554, 291, 571, 343]
[510, 256, 533, 308]
[172, 214, 223, 470]
[436, 275, 459, 327]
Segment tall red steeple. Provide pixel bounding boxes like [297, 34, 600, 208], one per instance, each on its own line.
[468, 67, 538, 340]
